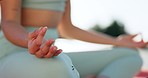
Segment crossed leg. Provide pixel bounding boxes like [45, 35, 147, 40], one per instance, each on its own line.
[66, 47, 143, 78]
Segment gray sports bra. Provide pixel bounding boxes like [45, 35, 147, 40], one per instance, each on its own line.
[22, 0, 67, 12]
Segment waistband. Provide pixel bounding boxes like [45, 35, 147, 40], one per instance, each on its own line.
[22, 0, 67, 12]
[25, 26, 59, 39]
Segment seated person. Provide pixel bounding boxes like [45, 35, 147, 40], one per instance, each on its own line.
[0, 0, 147, 78]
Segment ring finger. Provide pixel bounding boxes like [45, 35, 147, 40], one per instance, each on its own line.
[44, 46, 57, 58]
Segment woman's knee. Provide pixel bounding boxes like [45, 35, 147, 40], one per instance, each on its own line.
[117, 47, 142, 65]
[116, 52, 143, 73]
[2, 52, 79, 78]
[127, 54, 143, 70]
[110, 47, 143, 71]
[114, 47, 140, 57]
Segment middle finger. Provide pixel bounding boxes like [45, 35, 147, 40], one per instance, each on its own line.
[39, 39, 55, 55]
[44, 46, 57, 58]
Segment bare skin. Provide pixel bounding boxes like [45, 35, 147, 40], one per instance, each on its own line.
[1, 0, 148, 78]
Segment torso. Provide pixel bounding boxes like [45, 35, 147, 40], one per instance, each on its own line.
[21, 0, 66, 28]
[21, 8, 64, 28]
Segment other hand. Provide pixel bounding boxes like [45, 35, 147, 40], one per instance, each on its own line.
[116, 34, 148, 48]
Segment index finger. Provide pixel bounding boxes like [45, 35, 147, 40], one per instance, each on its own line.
[35, 27, 47, 45]
[28, 28, 42, 40]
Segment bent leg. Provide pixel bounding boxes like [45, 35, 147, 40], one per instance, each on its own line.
[98, 54, 142, 78]
[1, 52, 79, 78]
[66, 47, 143, 78]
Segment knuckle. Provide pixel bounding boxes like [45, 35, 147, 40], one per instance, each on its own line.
[40, 49, 48, 55]
[34, 40, 42, 46]
[49, 49, 54, 54]
[45, 52, 53, 58]
[29, 50, 36, 55]
[36, 43, 42, 46]
[35, 53, 43, 58]
[39, 32, 45, 37]
[28, 48, 37, 55]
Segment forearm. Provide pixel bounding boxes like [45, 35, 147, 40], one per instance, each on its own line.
[1, 21, 28, 48]
[61, 25, 119, 45]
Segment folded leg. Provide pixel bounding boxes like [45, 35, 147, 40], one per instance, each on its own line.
[66, 47, 143, 78]
[1, 52, 79, 78]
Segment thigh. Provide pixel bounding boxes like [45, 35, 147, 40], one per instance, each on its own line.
[66, 47, 140, 78]
[1, 52, 79, 78]
[0, 31, 26, 59]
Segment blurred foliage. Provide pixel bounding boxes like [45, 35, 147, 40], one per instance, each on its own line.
[90, 20, 127, 37]
[91, 24, 104, 32]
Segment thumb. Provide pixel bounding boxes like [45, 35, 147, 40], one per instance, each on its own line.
[130, 34, 138, 38]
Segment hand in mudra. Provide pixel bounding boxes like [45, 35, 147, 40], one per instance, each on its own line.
[116, 34, 148, 48]
[28, 27, 62, 58]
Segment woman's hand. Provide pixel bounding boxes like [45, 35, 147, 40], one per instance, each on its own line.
[28, 27, 62, 58]
[116, 34, 148, 48]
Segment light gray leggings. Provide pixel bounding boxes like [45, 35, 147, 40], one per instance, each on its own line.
[0, 47, 142, 78]
[66, 47, 143, 78]
[0, 28, 143, 78]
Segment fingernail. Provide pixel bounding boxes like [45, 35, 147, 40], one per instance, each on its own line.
[54, 49, 62, 56]
[48, 39, 54, 44]
[39, 27, 43, 30]
[59, 49, 63, 52]
[42, 27, 47, 32]
[44, 26, 48, 29]
[53, 46, 57, 50]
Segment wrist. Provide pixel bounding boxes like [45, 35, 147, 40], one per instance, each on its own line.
[114, 38, 124, 46]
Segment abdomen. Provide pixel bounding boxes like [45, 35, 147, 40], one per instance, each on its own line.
[21, 8, 64, 27]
